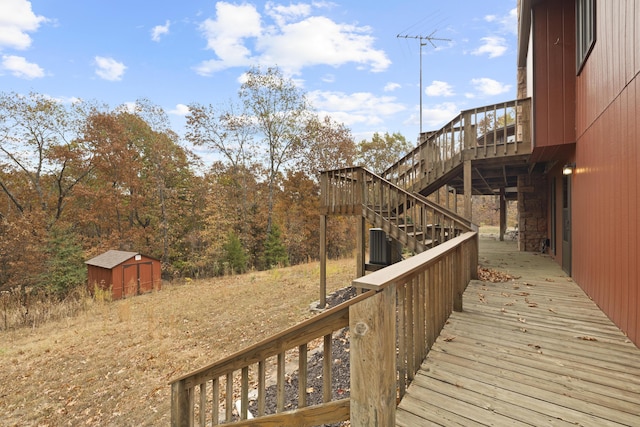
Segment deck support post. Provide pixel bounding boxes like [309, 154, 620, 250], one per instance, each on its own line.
[319, 214, 327, 309]
[350, 285, 396, 426]
[463, 160, 472, 220]
[356, 216, 365, 278]
[499, 187, 507, 241]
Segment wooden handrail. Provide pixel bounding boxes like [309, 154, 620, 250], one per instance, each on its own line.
[350, 231, 478, 425]
[170, 231, 479, 426]
[169, 290, 373, 426]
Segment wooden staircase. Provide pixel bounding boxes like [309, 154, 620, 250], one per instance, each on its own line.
[320, 98, 532, 259]
[320, 167, 474, 256]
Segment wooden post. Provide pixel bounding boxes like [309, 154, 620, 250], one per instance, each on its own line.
[499, 187, 506, 241]
[452, 187, 458, 213]
[463, 160, 472, 220]
[350, 285, 396, 426]
[319, 215, 327, 309]
[171, 379, 192, 427]
[471, 233, 479, 280]
[356, 216, 365, 278]
[453, 246, 463, 312]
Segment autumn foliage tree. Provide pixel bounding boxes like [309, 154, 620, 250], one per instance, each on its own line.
[356, 131, 412, 174]
[0, 67, 364, 294]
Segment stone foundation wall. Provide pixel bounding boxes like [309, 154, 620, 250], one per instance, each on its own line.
[517, 173, 548, 252]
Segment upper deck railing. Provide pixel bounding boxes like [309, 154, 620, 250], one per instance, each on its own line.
[383, 98, 532, 194]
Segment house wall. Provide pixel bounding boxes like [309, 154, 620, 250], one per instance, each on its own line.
[531, 0, 576, 162]
[572, 0, 640, 345]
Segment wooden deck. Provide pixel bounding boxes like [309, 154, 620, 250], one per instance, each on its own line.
[396, 236, 640, 426]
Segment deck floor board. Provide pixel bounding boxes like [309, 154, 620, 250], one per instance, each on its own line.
[396, 237, 640, 426]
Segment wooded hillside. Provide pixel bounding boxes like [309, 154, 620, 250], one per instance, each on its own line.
[0, 67, 361, 296]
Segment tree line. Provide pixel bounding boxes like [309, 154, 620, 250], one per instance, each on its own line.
[0, 66, 411, 296]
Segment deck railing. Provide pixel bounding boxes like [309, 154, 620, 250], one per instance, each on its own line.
[382, 98, 531, 193]
[320, 167, 473, 252]
[169, 231, 478, 426]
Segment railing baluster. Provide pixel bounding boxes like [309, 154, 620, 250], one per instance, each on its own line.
[277, 352, 285, 412]
[212, 377, 219, 425]
[199, 382, 206, 427]
[406, 279, 415, 381]
[298, 344, 308, 408]
[240, 366, 249, 420]
[257, 360, 265, 416]
[323, 333, 332, 403]
[225, 372, 233, 422]
[397, 283, 406, 399]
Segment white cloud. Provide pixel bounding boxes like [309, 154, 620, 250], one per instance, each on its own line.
[265, 2, 312, 26]
[259, 16, 390, 74]
[169, 104, 190, 116]
[195, 2, 262, 74]
[151, 20, 170, 42]
[1, 54, 44, 79]
[470, 78, 511, 96]
[384, 82, 401, 92]
[321, 73, 335, 83]
[425, 80, 454, 97]
[0, 0, 48, 50]
[308, 90, 405, 127]
[94, 56, 126, 81]
[422, 102, 459, 128]
[194, 2, 390, 76]
[485, 8, 517, 35]
[472, 36, 508, 58]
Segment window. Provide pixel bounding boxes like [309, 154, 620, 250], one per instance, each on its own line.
[576, 0, 596, 74]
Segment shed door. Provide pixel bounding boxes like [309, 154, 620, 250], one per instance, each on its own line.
[123, 262, 154, 297]
[137, 262, 153, 293]
[123, 264, 139, 297]
[562, 175, 572, 275]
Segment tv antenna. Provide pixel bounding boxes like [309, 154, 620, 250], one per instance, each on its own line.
[397, 31, 451, 136]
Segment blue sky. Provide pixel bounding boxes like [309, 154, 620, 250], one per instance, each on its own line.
[0, 0, 518, 144]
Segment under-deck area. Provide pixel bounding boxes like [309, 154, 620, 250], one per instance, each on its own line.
[396, 235, 640, 426]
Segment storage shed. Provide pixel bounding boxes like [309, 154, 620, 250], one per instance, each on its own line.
[85, 250, 161, 300]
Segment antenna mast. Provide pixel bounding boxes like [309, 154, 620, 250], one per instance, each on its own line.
[397, 31, 451, 136]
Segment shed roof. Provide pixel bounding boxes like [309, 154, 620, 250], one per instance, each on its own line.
[85, 250, 139, 269]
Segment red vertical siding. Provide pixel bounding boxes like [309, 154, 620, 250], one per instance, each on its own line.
[571, 0, 640, 346]
[532, 0, 576, 159]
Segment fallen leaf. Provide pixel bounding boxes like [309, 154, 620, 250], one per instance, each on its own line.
[577, 336, 597, 341]
[443, 336, 456, 342]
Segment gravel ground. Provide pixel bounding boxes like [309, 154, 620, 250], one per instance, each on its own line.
[247, 286, 356, 426]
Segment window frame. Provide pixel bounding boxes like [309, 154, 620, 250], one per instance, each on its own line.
[576, 0, 596, 74]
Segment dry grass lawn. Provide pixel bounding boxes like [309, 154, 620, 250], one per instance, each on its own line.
[0, 258, 355, 426]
